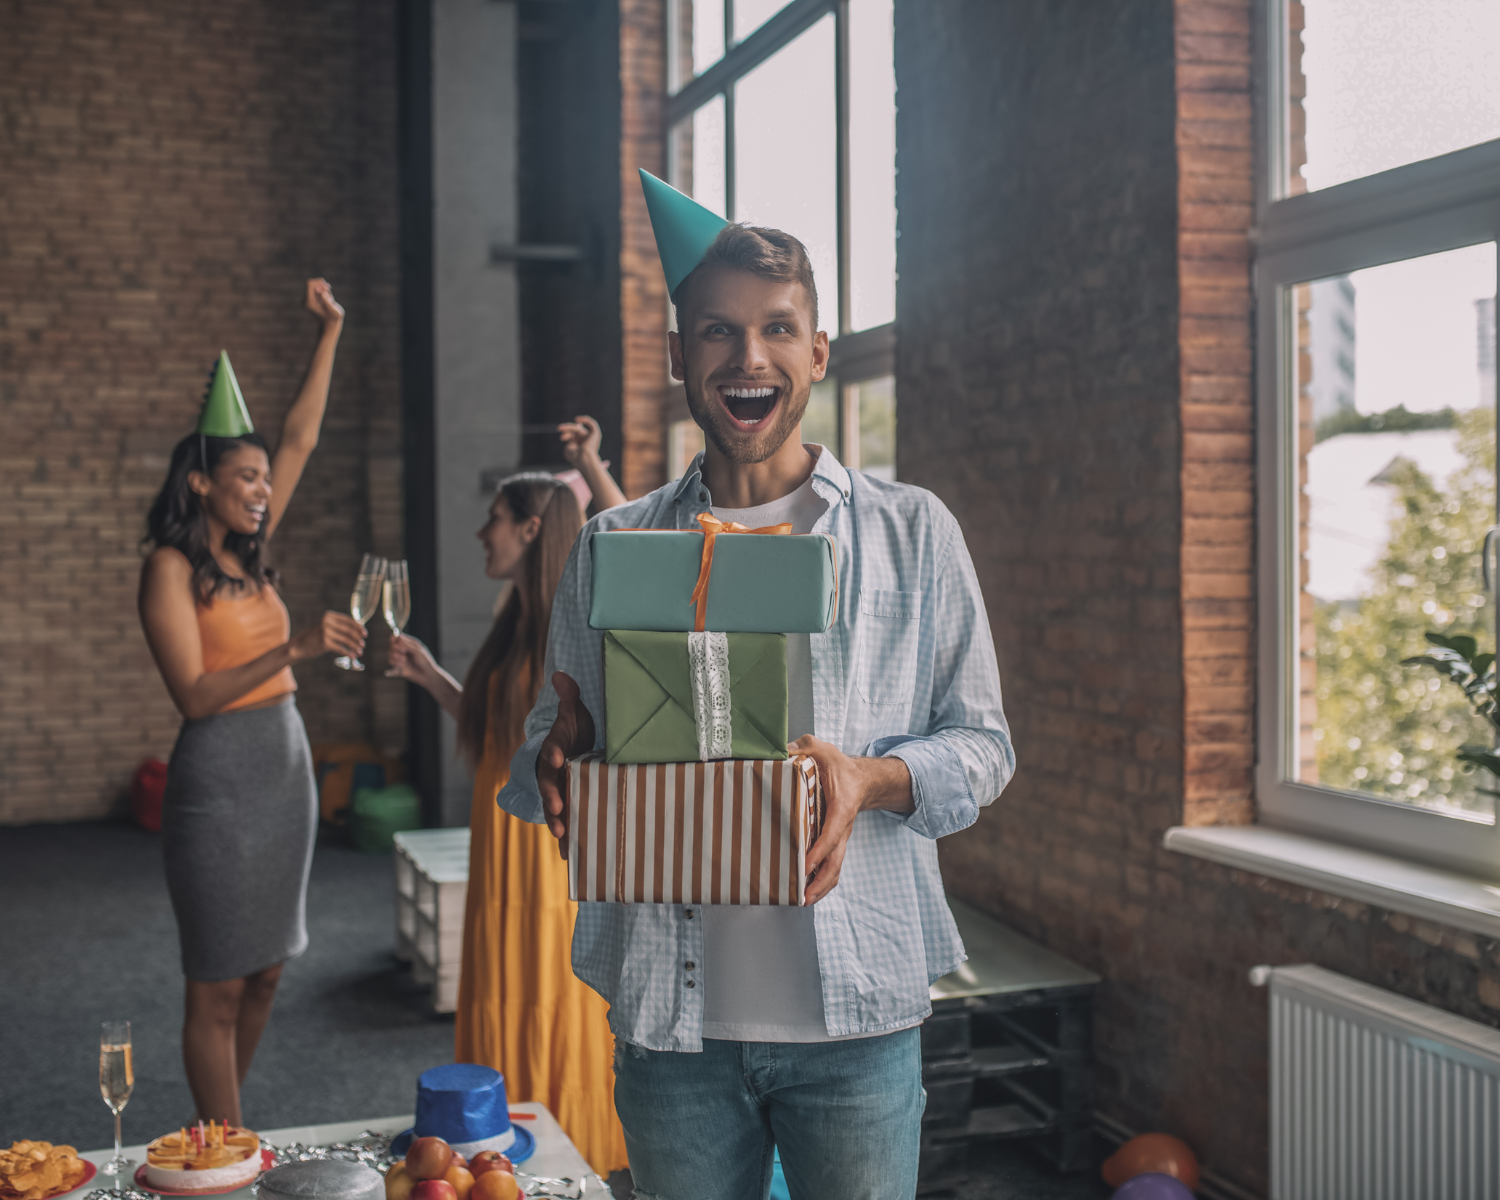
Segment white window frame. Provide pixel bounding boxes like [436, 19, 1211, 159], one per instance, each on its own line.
[1255, 2, 1500, 877]
[665, 0, 896, 465]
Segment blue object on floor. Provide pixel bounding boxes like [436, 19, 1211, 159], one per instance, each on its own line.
[770, 1149, 789, 1200]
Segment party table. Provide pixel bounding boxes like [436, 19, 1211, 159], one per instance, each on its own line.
[77, 1103, 597, 1197]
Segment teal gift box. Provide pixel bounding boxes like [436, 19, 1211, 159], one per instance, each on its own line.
[589, 527, 838, 633]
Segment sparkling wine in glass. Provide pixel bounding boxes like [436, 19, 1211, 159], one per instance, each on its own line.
[336, 554, 386, 671]
[382, 560, 412, 677]
[100, 1020, 134, 1178]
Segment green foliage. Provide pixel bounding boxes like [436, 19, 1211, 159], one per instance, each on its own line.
[1402, 632, 1500, 795]
[1312, 407, 1496, 813]
[1315, 403, 1457, 444]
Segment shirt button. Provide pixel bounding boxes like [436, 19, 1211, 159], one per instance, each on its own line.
[685, 961, 696, 970]
[686, 980, 696, 988]
[684, 909, 694, 918]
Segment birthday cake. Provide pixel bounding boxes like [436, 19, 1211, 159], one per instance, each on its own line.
[144, 1123, 261, 1193]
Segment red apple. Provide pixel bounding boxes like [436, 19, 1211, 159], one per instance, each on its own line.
[468, 1153, 513, 1180]
[471, 1173, 517, 1200]
[448, 1154, 468, 1170]
[406, 1138, 454, 1182]
[411, 1181, 458, 1200]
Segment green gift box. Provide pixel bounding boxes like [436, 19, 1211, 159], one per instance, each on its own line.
[603, 629, 788, 763]
[589, 527, 838, 633]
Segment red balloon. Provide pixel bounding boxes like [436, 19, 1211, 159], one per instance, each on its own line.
[1101, 1134, 1200, 1191]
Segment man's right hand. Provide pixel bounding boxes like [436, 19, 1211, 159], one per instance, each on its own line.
[537, 671, 596, 857]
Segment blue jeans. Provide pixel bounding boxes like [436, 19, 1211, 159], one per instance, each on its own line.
[613, 1029, 924, 1200]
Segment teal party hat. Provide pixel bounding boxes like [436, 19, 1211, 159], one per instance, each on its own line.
[639, 169, 729, 296]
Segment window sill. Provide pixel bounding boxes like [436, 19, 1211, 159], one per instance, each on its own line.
[1163, 824, 1500, 940]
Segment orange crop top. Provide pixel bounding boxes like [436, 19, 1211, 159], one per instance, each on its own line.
[197, 584, 297, 713]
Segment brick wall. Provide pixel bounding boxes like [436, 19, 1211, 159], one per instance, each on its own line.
[1, 0, 403, 824]
[896, 1, 1500, 1193]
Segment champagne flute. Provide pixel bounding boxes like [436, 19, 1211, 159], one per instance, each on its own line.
[382, 560, 412, 677]
[100, 1020, 134, 1179]
[336, 553, 386, 671]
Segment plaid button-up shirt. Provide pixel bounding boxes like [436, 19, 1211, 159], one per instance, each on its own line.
[499, 447, 1014, 1051]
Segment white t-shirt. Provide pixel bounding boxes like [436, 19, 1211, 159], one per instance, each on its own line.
[700, 474, 836, 1042]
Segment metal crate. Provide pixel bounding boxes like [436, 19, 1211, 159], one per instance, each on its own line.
[918, 900, 1101, 1192]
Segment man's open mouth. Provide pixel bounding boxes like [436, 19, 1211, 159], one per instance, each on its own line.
[718, 384, 781, 430]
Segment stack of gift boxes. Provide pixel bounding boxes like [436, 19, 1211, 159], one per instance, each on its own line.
[567, 517, 839, 907]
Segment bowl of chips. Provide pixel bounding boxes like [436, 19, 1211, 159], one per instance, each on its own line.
[0, 1143, 94, 1200]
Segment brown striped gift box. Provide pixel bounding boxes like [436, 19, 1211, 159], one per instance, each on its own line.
[566, 754, 824, 905]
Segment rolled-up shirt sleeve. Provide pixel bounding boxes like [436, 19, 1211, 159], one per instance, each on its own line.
[866, 514, 1014, 840]
[498, 526, 606, 824]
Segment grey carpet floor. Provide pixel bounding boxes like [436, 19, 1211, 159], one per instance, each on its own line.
[0, 821, 1107, 1198]
[0, 820, 454, 1147]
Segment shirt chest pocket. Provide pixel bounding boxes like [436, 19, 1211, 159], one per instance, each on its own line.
[855, 588, 923, 706]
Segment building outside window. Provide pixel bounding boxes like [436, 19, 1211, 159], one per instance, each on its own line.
[1257, 0, 1500, 874]
[663, 0, 897, 479]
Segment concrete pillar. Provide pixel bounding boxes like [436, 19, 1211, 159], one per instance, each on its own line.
[429, 0, 520, 824]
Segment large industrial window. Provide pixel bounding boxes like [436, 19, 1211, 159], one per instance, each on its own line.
[664, 0, 897, 479]
[1257, 0, 1500, 875]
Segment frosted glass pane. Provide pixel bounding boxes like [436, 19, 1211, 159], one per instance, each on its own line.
[694, 0, 725, 77]
[1291, 0, 1500, 193]
[1294, 243, 1498, 816]
[671, 96, 727, 219]
[734, 0, 786, 43]
[734, 16, 837, 330]
[853, 376, 895, 480]
[848, 0, 896, 331]
[803, 379, 838, 451]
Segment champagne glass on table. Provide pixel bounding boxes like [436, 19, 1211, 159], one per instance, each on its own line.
[336, 553, 386, 671]
[382, 560, 411, 677]
[99, 1020, 134, 1179]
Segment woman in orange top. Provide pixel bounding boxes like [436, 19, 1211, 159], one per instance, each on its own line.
[137, 279, 365, 1126]
[388, 432, 628, 1177]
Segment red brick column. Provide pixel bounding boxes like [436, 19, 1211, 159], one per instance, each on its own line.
[1176, 0, 1256, 825]
[620, 0, 670, 498]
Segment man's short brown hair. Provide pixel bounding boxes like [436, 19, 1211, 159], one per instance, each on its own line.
[674, 224, 820, 331]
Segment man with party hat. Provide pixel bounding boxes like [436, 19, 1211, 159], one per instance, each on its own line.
[499, 173, 1013, 1198]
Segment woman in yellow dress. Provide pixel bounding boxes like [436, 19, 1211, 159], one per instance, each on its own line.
[387, 450, 628, 1176]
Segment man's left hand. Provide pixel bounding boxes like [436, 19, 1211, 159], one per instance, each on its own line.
[791, 735, 914, 905]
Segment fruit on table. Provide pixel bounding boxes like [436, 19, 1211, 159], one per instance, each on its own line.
[442, 1164, 474, 1200]
[471, 1172, 518, 1200]
[468, 1153, 513, 1179]
[411, 1180, 458, 1200]
[385, 1162, 416, 1200]
[406, 1138, 455, 1182]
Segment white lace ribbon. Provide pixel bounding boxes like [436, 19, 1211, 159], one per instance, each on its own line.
[687, 631, 733, 760]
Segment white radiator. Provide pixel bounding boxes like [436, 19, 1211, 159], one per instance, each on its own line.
[1256, 963, 1500, 1199]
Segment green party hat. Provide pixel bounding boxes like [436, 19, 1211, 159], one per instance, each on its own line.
[196, 351, 254, 437]
[640, 169, 729, 296]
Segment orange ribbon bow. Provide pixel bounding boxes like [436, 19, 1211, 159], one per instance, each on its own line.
[688, 512, 793, 632]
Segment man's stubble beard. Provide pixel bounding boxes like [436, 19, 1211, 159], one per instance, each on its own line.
[686, 379, 811, 466]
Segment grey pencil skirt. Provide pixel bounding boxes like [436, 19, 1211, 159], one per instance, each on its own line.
[162, 696, 317, 982]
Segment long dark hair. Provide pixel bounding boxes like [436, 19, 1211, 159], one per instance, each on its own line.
[143, 432, 277, 603]
[456, 473, 584, 764]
